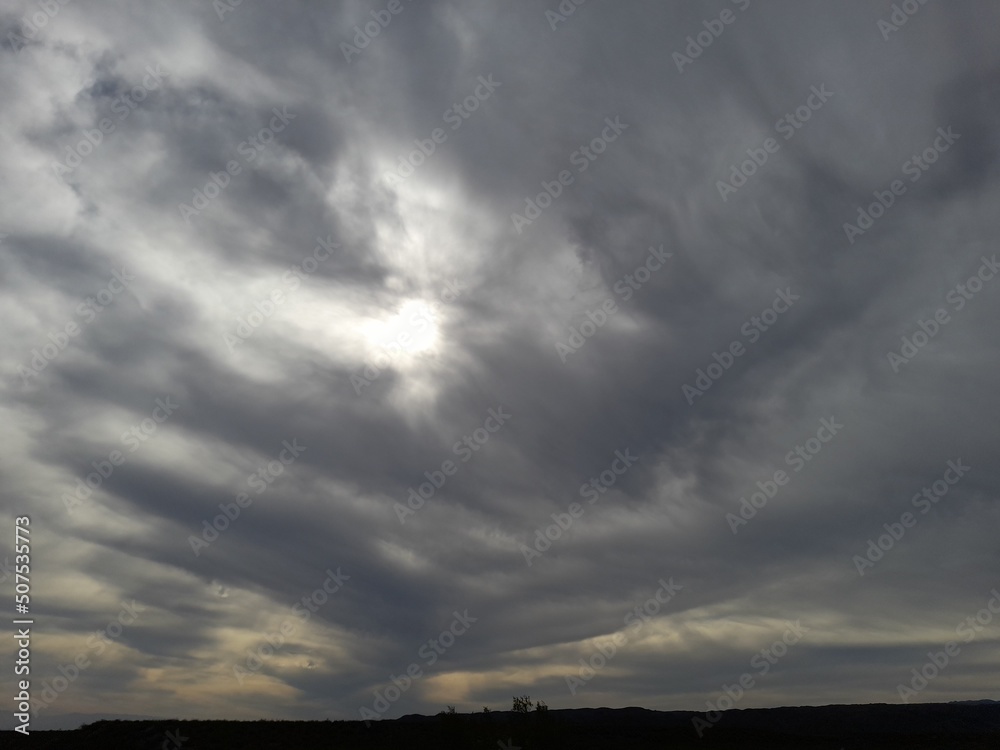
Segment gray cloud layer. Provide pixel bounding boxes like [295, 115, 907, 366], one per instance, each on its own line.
[1, 0, 998, 725]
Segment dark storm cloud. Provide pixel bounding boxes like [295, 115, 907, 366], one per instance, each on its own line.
[1, 0, 998, 728]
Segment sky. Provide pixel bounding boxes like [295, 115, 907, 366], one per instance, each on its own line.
[1, 0, 999, 729]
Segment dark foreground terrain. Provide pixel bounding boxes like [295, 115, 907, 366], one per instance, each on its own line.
[4, 702, 1000, 749]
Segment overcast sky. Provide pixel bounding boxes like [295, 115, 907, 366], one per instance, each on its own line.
[2, 0, 999, 728]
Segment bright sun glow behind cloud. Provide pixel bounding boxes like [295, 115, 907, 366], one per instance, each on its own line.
[362, 298, 440, 360]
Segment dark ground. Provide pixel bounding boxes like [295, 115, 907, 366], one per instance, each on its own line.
[4, 702, 1000, 749]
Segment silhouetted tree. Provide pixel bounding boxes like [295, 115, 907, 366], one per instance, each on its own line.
[512, 695, 532, 714]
